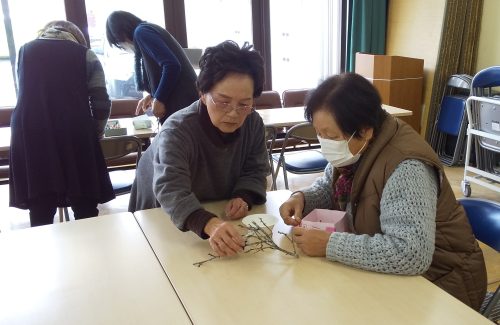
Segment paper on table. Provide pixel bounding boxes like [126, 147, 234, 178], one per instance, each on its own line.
[242, 213, 278, 228]
[132, 114, 153, 129]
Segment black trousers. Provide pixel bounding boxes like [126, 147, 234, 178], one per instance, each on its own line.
[29, 199, 99, 227]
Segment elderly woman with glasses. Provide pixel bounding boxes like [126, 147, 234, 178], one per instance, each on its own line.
[129, 41, 269, 257]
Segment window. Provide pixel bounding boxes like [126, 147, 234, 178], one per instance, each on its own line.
[270, 0, 341, 94]
[0, 14, 16, 107]
[85, 0, 165, 99]
[185, 0, 253, 50]
[0, 0, 65, 107]
[0, 0, 346, 105]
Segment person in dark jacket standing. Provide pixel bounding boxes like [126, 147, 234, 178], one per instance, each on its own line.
[106, 11, 198, 124]
[9, 20, 115, 227]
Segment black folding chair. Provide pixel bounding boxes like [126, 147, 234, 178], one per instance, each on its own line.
[100, 135, 143, 195]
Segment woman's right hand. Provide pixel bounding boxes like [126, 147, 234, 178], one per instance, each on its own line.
[136, 94, 153, 115]
[279, 192, 305, 226]
[204, 217, 245, 257]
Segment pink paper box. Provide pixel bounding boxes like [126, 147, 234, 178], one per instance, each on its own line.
[301, 209, 348, 233]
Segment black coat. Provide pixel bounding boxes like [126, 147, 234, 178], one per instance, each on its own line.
[9, 39, 115, 209]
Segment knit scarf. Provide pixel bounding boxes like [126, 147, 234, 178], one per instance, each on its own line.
[332, 162, 359, 211]
[38, 28, 79, 44]
[134, 43, 150, 93]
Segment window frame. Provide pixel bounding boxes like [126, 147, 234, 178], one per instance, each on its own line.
[0, 0, 347, 107]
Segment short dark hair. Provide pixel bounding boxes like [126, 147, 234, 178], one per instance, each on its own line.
[106, 11, 143, 48]
[305, 73, 385, 138]
[196, 41, 265, 98]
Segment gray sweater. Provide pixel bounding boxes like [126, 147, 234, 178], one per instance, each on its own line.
[301, 159, 438, 275]
[86, 50, 111, 137]
[130, 100, 269, 236]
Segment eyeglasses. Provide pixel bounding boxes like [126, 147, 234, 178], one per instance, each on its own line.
[207, 93, 254, 114]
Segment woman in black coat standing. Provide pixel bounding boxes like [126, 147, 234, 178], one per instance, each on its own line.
[9, 20, 115, 226]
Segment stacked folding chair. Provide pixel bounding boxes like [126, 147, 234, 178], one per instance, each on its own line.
[430, 74, 471, 166]
[461, 66, 500, 197]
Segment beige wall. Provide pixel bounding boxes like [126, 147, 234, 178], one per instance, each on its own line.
[476, 0, 500, 71]
[385, 0, 446, 136]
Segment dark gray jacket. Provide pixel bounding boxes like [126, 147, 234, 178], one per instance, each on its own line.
[129, 101, 269, 232]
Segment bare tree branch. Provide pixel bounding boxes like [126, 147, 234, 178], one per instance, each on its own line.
[193, 253, 220, 267]
[193, 218, 298, 267]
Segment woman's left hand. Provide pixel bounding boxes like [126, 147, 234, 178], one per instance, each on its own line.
[152, 98, 167, 119]
[293, 227, 331, 257]
[224, 197, 249, 220]
[136, 93, 152, 115]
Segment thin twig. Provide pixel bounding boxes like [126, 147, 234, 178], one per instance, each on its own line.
[278, 231, 297, 256]
[193, 219, 298, 267]
[193, 253, 220, 267]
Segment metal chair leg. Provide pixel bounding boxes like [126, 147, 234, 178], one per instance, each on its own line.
[283, 158, 289, 190]
[58, 207, 70, 223]
[269, 153, 277, 190]
[58, 207, 64, 223]
[482, 285, 500, 319]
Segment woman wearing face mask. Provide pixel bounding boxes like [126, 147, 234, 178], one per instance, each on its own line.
[106, 11, 198, 124]
[279, 73, 486, 311]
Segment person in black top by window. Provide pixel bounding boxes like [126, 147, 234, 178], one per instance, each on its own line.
[106, 11, 198, 124]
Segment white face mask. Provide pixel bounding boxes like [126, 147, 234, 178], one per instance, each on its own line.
[119, 42, 135, 54]
[318, 132, 366, 167]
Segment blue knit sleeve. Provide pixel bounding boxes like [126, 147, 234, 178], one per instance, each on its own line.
[301, 163, 335, 215]
[134, 24, 181, 104]
[326, 159, 438, 275]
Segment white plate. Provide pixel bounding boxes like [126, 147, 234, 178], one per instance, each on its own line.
[242, 213, 278, 228]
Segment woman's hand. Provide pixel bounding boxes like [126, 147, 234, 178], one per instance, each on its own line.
[224, 197, 249, 220]
[152, 98, 167, 119]
[136, 94, 152, 115]
[204, 217, 245, 257]
[293, 227, 330, 257]
[279, 192, 305, 226]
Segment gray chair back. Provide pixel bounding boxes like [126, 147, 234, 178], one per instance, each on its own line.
[282, 88, 311, 107]
[254, 91, 282, 110]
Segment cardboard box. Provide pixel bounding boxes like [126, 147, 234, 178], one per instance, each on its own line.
[104, 128, 127, 137]
[355, 53, 424, 132]
[104, 120, 127, 137]
[301, 209, 348, 233]
[355, 53, 423, 79]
